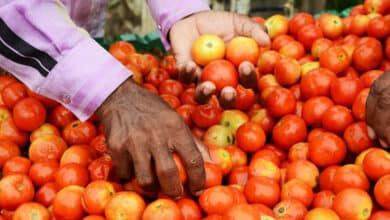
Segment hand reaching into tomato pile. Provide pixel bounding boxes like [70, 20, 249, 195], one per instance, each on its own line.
[169, 10, 270, 108]
[366, 70, 390, 148]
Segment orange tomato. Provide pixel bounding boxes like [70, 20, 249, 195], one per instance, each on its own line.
[374, 174, 390, 210]
[105, 191, 145, 220]
[108, 41, 135, 65]
[304, 208, 340, 220]
[29, 135, 68, 163]
[244, 176, 280, 207]
[192, 34, 225, 66]
[0, 174, 35, 210]
[13, 202, 50, 220]
[82, 180, 116, 215]
[332, 188, 372, 220]
[226, 37, 259, 66]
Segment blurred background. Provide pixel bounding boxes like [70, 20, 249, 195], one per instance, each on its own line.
[104, 0, 363, 38]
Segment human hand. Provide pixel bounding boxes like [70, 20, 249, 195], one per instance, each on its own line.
[366, 70, 390, 148]
[96, 79, 210, 197]
[169, 10, 270, 108]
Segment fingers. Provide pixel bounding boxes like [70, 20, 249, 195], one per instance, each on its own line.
[132, 148, 158, 192]
[108, 142, 133, 180]
[233, 13, 270, 47]
[151, 145, 183, 198]
[173, 128, 206, 195]
[371, 86, 390, 144]
[219, 86, 237, 109]
[238, 61, 258, 89]
[178, 61, 203, 84]
[366, 71, 390, 126]
[195, 81, 216, 104]
[193, 135, 212, 163]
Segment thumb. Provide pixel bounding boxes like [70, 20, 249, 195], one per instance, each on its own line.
[233, 13, 270, 47]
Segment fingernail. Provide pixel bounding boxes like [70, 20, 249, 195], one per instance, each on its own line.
[379, 139, 388, 148]
[367, 126, 377, 140]
[194, 189, 203, 197]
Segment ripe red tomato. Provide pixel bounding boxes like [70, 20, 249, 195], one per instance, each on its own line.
[363, 149, 390, 181]
[308, 132, 347, 167]
[279, 41, 305, 60]
[343, 122, 375, 154]
[82, 180, 115, 215]
[274, 57, 301, 86]
[201, 60, 238, 92]
[302, 96, 334, 127]
[60, 145, 94, 168]
[105, 191, 145, 220]
[265, 87, 296, 118]
[176, 104, 195, 127]
[88, 155, 113, 181]
[319, 165, 340, 191]
[160, 54, 178, 78]
[108, 41, 135, 65]
[273, 199, 308, 219]
[312, 190, 335, 209]
[250, 108, 275, 134]
[367, 16, 390, 39]
[288, 13, 315, 38]
[257, 50, 281, 74]
[322, 105, 354, 134]
[2, 82, 27, 109]
[159, 79, 184, 97]
[29, 135, 68, 163]
[12, 202, 50, 220]
[272, 114, 307, 150]
[332, 164, 370, 194]
[52, 185, 86, 219]
[332, 188, 372, 220]
[176, 198, 202, 220]
[0, 174, 35, 210]
[288, 142, 309, 162]
[236, 122, 266, 153]
[244, 176, 280, 207]
[285, 160, 319, 189]
[62, 120, 97, 145]
[228, 166, 249, 186]
[311, 38, 332, 59]
[233, 85, 255, 110]
[48, 105, 76, 129]
[330, 77, 364, 108]
[2, 156, 31, 176]
[55, 163, 89, 189]
[191, 104, 221, 128]
[29, 160, 59, 187]
[35, 182, 58, 207]
[281, 179, 314, 207]
[180, 87, 197, 105]
[160, 94, 181, 109]
[297, 24, 323, 50]
[374, 174, 390, 210]
[271, 34, 295, 51]
[319, 46, 350, 75]
[318, 14, 343, 39]
[352, 88, 369, 121]
[352, 38, 383, 72]
[300, 68, 337, 100]
[145, 67, 170, 87]
[0, 140, 20, 168]
[204, 162, 223, 188]
[225, 145, 248, 168]
[199, 185, 240, 216]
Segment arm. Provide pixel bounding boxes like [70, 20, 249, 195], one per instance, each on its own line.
[0, 0, 131, 121]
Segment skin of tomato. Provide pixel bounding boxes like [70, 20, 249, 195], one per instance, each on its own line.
[332, 164, 370, 194]
[1, 156, 30, 177]
[82, 180, 116, 215]
[311, 38, 332, 59]
[223, 204, 260, 220]
[319, 165, 340, 191]
[180, 88, 197, 105]
[352, 39, 383, 72]
[330, 77, 364, 107]
[343, 122, 375, 154]
[319, 46, 350, 75]
[145, 67, 170, 87]
[374, 175, 390, 210]
[289, 13, 315, 37]
[160, 54, 178, 78]
[62, 120, 97, 145]
[191, 104, 221, 128]
[108, 41, 135, 65]
[0, 140, 20, 168]
[13, 97, 47, 132]
[301, 68, 336, 100]
[201, 60, 238, 92]
[286, 160, 319, 189]
[312, 190, 336, 209]
[234, 85, 255, 111]
[274, 57, 302, 86]
[265, 87, 296, 118]
[160, 94, 181, 109]
[0, 75, 17, 92]
[271, 34, 295, 51]
[297, 24, 323, 50]
[273, 198, 308, 219]
[228, 166, 249, 186]
[363, 149, 390, 181]
[48, 105, 76, 129]
[360, 70, 384, 88]
[225, 145, 248, 168]
[322, 105, 354, 134]
[29, 160, 59, 186]
[352, 89, 369, 121]
[288, 142, 309, 162]
[251, 148, 280, 167]
[104, 191, 145, 220]
[35, 182, 58, 207]
[176, 104, 195, 127]
[302, 96, 334, 127]
[2, 82, 27, 109]
[226, 36, 260, 67]
[249, 158, 281, 183]
[159, 79, 184, 97]
[60, 145, 94, 168]
[257, 50, 281, 74]
[176, 198, 202, 220]
[250, 108, 276, 135]
[370, 211, 390, 220]
[279, 41, 305, 60]
[13, 202, 50, 220]
[0, 174, 35, 210]
[236, 122, 266, 153]
[88, 155, 113, 181]
[82, 215, 106, 220]
[272, 114, 307, 150]
[53, 185, 86, 219]
[143, 198, 183, 220]
[332, 188, 373, 220]
[281, 179, 314, 208]
[244, 176, 280, 207]
[55, 163, 89, 189]
[308, 132, 347, 167]
[142, 83, 159, 94]
[29, 135, 68, 163]
[204, 162, 223, 188]
[199, 185, 238, 216]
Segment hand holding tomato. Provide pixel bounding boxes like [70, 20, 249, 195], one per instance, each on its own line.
[169, 11, 270, 108]
[366, 70, 390, 148]
[96, 79, 210, 197]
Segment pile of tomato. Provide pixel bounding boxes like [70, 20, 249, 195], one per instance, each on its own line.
[1, 0, 390, 219]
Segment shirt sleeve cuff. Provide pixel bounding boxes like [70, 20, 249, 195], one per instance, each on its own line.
[148, 1, 210, 50]
[37, 37, 132, 121]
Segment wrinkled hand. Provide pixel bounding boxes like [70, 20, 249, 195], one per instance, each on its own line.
[169, 10, 270, 108]
[96, 79, 210, 197]
[366, 70, 390, 148]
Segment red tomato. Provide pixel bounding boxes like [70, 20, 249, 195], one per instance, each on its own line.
[257, 50, 281, 74]
[0, 140, 20, 168]
[160, 94, 181, 109]
[191, 104, 221, 128]
[0, 174, 35, 210]
[233, 85, 255, 110]
[48, 105, 76, 129]
[330, 77, 364, 107]
[2, 156, 31, 176]
[244, 176, 280, 207]
[145, 67, 170, 87]
[288, 13, 315, 38]
[297, 24, 323, 50]
[279, 41, 305, 60]
[160, 54, 178, 78]
[29, 160, 59, 187]
[2, 82, 27, 109]
[363, 149, 390, 181]
[352, 38, 383, 72]
[302, 96, 334, 127]
[311, 38, 333, 59]
[273, 199, 308, 219]
[367, 16, 390, 39]
[236, 122, 266, 153]
[274, 57, 301, 86]
[159, 79, 184, 97]
[199, 185, 240, 216]
[228, 166, 249, 186]
[62, 120, 97, 145]
[332, 164, 370, 194]
[55, 163, 89, 189]
[201, 60, 238, 92]
[352, 88, 369, 121]
[308, 132, 347, 167]
[281, 179, 314, 207]
[300, 68, 337, 100]
[176, 198, 202, 220]
[344, 122, 375, 154]
[322, 105, 354, 134]
[319, 165, 340, 191]
[52, 185, 86, 220]
[319, 46, 350, 75]
[272, 114, 307, 150]
[35, 182, 58, 207]
[265, 87, 296, 118]
[180, 88, 197, 105]
[108, 41, 135, 65]
[374, 174, 390, 210]
[271, 34, 295, 51]
[176, 104, 195, 127]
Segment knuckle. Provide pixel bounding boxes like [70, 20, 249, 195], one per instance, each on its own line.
[159, 164, 178, 179]
[187, 154, 204, 169]
[137, 175, 154, 189]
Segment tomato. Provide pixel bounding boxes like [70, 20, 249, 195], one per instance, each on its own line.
[370, 210, 390, 220]
[244, 176, 280, 207]
[332, 164, 370, 194]
[2, 156, 30, 176]
[160, 54, 179, 78]
[364, 0, 390, 14]
[322, 105, 354, 134]
[228, 166, 249, 186]
[88, 155, 113, 181]
[53, 185, 85, 220]
[13, 202, 50, 220]
[81, 180, 115, 215]
[30, 123, 61, 143]
[236, 122, 266, 153]
[288, 13, 315, 38]
[250, 108, 275, 134]
[176, 198, 202, 220]
[29, 135, 68, 163]
[360, 70, 384, 88]
[191, 34, 225, 66]
[368, 16, 390, 39]
[191, 104, 221, 128]
[274, 57, 301, 86]
[63, 120, 97, 145]
[145, 67, 170, 87]
[180, 88, 197, 105]
[257, 50, 281, 74]
[223, 204, 260, 220]
[311, 38, 332, 60]
[28, 160, 58, 187]
[265, 87, 296, 118]
[0, 75, 16, 93]
[297, 24, 323, 50]
[90, 134, 107, 155]
[272, 114, 307, 150]
[55, 163, 89, 189]
[48, 105, 76, 129]
[2, 82, 27, 109]
[252, 148, 280, 167]
[300, 68, 337, 100]
[199, 185, 240, 216]
[83, 216, 106, 220]
[304, 208, 339, 220]
[265, 14, 289, 39]
[233, 85, 255, 110]
[352, 38, 383, 72]
[279, 41, 305, 60]
[330, 77, 364, 107]
[226, 36, 260, 66]
[108, 41, 135, 65]
[363, 149, 390, 181]
[374, 174, 390, 210]
[176, 104, 195, 127]
[161, 94, 181, 109]
[204, 162, 223, 188]
[0, 140, 20, 168]
[350, 15, 370, 36]
[35, 182, 58, 207]
[319, 165, 340, 191]
[332, 188, 372, 220]
[0, 174, 35, 210]
[308, 132, 347, 167]
[201, 60, 238, 92]
[271, 34, 295, 51]
[142, 83, 159, 94]
[319, 46, 350, 75]
[302, 96, 334, 127]
[249, 158, 280, 183]
[273, 199, 308, 219]
[286, 160, 319, 189]
[281, 179, 313, 207]
[344, 122, 375, 154]
[312, 190, 335, 209]
[288, 142, 308, 161]
[318, 14, 343, 40]
[159, 79, 184, 97]
[352, 88, 369, 121]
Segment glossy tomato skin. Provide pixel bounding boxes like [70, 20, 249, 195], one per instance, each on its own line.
[236, 122, 266, 153]
[108, 41, 135, 65]
[191, 104, 221, 128]
[273, 198, 308, 219]
[352, 38, 383, 72]
[332, 164, 370, 194]
[35, 182, 58, 207]
[12, 202, 50, 220]
[343, 122, 375, 154]
[0, 174, 35, 210]
[13, 97, 47, 131]
[48, 105, 76, 129]
[300, 68, 337, 100]
[0, 140, 20, 168]
[52, 185, 85, 220]
[319, 46, 350, 75]
[308, 132, 347, 167]
[302, 96, 334, 127]
[201, 60, 238, 92]
[176, 198, 202, 220]
[330, 77, 364, 107]
[62, 120, 97, 145]
[363, 149, 390, 181]
[332, 188, 373, 220]
[312, 190, 335, 209]
[199, 185, 239, 216]
[288, 13, 315, 38]
[159, 79, 184, 97]
[322, 105, 354, 134]
[297, 24, 323, 50]
[272, 114, 307, 150]
[233, 85, 255, 110]
[265, 87, 296, 118]
[244, 176, 280, 207]
[374, 174, 390, 210]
